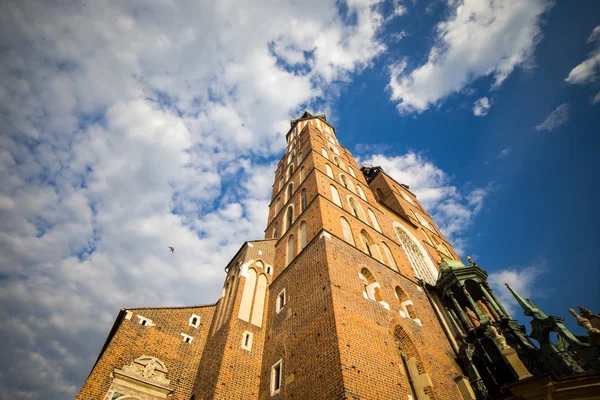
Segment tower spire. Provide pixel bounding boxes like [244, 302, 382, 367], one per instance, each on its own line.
[504, 283, 545, 318]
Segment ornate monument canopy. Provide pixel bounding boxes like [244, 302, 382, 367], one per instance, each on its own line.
[435, 257, 489, 295]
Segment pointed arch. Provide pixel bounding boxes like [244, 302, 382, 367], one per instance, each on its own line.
[325, 164, 334, 179]
[357, 185, 367, 201]
[359, 268, 382, 302]
[339, 174, 355, 193]
[287, 235, 296, 265]
[348, 167, 357, 178]
[330, 185, 342, 207]
[348, 196, 367, 223]
[321, 147, 329, 159]
[273, 222, 279, 238]
[367, 209, 381, 232]
[287, 164, 294, 180]
[301, 189, 307, 211]
[251, 274, 268, 327]
[285, 206, 294, 231]
[238, 268, 257, 322]
[340, 217, 355, 245]
[300, 166, 306, 181]
[333, 155, 345, 170]
[286, 183, 294, 202]
[359, 229, 382, 260]
[394, 222, 438, 285]
[299, 221, 307, 249]
[382, 242, 398, 271]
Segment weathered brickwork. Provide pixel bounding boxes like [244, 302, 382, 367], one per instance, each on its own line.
[78, 112, 477, 400]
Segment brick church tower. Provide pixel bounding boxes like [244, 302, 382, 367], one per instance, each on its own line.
[77, 112, 599, 400]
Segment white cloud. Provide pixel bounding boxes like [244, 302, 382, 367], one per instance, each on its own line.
[498, 147, 512, 158]
[488, 264, 545, 317]
[360, 152, 491, 253]
[387, 0, 553, 114]
[473, 97, 492, 116]
[535, 103, 570, 131]
[594, 92, 600, 104]
[565, 25, 600, 86]
[0, 0, 390, 398]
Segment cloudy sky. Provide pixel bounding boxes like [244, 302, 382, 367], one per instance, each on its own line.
[1, 0, 599, 398]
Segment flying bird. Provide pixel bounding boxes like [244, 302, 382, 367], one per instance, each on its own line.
[168, 247, 175, 253]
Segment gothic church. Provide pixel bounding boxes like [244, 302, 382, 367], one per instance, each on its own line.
[77, 112, 600, 400]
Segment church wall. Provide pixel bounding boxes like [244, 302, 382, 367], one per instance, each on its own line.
[77, 305, 215, 400]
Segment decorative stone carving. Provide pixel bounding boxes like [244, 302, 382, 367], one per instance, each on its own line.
[119, 356, 171, 387]
[486, 326, 509, 351]
[569, 306, 600, 346]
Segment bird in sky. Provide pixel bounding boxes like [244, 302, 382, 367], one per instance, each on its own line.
[168, 247, 175, 253]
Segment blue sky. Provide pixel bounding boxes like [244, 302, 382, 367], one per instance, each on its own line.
[0, 0, 599, 398]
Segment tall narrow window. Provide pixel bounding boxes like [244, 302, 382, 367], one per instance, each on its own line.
[359, 268, 382, 302]
[287, 235, 296, 265]
[250, 274, 268, 327]
[340, 217, 355, 245]
[325, 164, 334, 179]
[382, 242, 398, 271]
[287, 165, 294, 180]
[330, 185, 342, 207]
[321, 148, 329, 159]
[285, 206, 294, 230]
[238, 269, 257, 322]
[394, 223, 438, 285]
[273, 222, 279, 238]
[271, 360, 282, 396]
[301, 189, 307, 211]
[299, 221, 307, 249]
[276, 289, 287, 313]
[357, 185, 367, 201]
[348, 197, 366, 222]
[300, 166, 306, 181]
[360, 230, 382, 260]
[279, 177, 284, 191]
[348, 167, 357, 178]
[286, 183, 294, 202]
[400, 350, 420, 400]
[367, 209, 381, 232]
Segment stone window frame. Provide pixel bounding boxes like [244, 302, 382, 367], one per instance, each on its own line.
[271, 359, 283, 396]
[241, 331, 253, 351]
[137, 315, 155, 327]
[181, 333, 193, 343]
[189, 314, 200, 328]
[275, 288, 287, 314]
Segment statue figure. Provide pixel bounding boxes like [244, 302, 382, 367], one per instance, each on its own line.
[143, 359, 157, 379]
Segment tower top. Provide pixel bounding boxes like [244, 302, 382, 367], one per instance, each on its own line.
[289, 110, 327, 127]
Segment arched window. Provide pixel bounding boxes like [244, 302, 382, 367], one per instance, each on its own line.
[287, 235, 296, 265]
[394, 223, 439, 285]
[251, 274, 268, 327]
[382, 242, 398, 271]
[321, 148, 329, 159]
[238, 268, 257, 322]
[325, 164, 334, 179]
[348, 196, 367, 223]
[367, 209, 381, 232]
[340, 217, 355, 245]
[299, 221, 307, 249]
[286, 183, 294, 202]
[287, 165, 294, 180]
[330, 145, 340, 155]
[339, 174, 355, 192]
[396, 286, 418, 320]
[359, 230, 382, 260]
[357, 185, 367, 201]
[301, 189, 307, 211]
[348, 167, 357, 178]
[330, 185, 342, 207]
[300, 166, 306, 181]
[376, 188, 385, 201]
[279, 177, 284, 191]
[285, 206, 294, 230]
[333, 156, 345, 170]
[359, 268, 382, 302]
[273, 222, 279, 238]
[401, 191, 416, 206]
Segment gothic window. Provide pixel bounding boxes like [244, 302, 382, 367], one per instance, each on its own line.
[301, 189, 307, 211]
[382, 242, 398, 271]
[286, 183, 294, 202]
[287, 235, 296, 265]
[287, 165, 294, 180]
[401, 190, 416, 206]
[339, 174, 355, 192]
[340, 217, 355, 245]
[348, 167, 357, 178]
[279, 177, 284, 191]
[357, 185, 367, 201]
[325, 164, 334, 179]
[299, 221, 307, 249]
[273, 222, 279, 239]
[359, 268, 382, 302]
[330, 185, 342, 207]
[274, 197, 281, 215]
[285, 206, 294, 230]
[367, 209, 381, 232]
[348, 196, 367, 223]
[238, 268, 257, 322]
[300, 166, 306, 181]
[321, 147, 329, 159]
[394, 223, 438, 285]
[330, 145, 340, 155]
[359, 230, 382, 260]
[333, 155, 345, 170]
[251, 274, 268, 327]
[396, 286, 418, 321]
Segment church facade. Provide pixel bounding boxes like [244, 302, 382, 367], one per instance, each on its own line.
[77, 112, 600, 400]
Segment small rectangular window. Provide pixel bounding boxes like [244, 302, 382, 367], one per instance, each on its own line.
[276, 289, 286, 314]
[271, 360, 282, 396]
[181, 333, 194, 343]
[241, 331, 253, 351]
